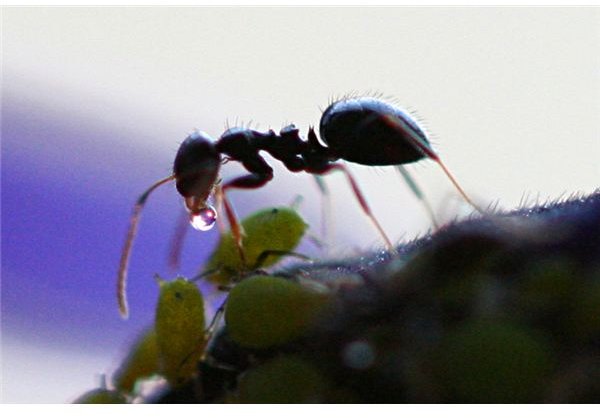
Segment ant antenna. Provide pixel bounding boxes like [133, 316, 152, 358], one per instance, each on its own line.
[117, 174, 176, 318]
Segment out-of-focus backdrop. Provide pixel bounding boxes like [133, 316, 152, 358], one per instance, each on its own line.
[2, 7, 599, 403]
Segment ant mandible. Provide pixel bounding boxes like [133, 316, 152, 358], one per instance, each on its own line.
[117, 96, 483, 317]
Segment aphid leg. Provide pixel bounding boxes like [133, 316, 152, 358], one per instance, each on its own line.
[383, 113, 485, 215]
[214, 185, 247, 267]
[190, 267, 221, 282]
[117, 174, 176, 318]
[252, 250, 312, 271]
[177, 333, 211, 376]
[206, 298, 227, 335]
[396, 165, 440, 229]
[167, 208, 190, 272]
[200, 298, 229, 361]
[326, 163, 396, 253]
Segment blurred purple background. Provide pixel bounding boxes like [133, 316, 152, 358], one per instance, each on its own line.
[2, 87, 211, 400]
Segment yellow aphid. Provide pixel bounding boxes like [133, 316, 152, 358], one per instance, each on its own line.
[155, 277, 206, 387]
[112, 328, 159, 394]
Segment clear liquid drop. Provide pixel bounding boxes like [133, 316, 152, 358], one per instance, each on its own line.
[190, 206, 217, 231]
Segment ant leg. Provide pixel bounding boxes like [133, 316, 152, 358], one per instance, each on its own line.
[214, 184, 227, 234]
[214, 185, 247, 267]
[383, 113, 484, 215]
[117, 174, 176, 318]
[217, 162, 275, 267]
[396, 166, 439, 229]
[324, 163, 396, 253]
[432, 156, 485, 214]
[313, 175, 333, 255]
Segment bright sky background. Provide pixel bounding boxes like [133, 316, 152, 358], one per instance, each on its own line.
[2, 7, 599, 403]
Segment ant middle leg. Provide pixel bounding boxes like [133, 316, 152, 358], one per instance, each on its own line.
[313, 162, 396, 253]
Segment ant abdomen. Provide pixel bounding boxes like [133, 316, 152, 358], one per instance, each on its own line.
[320, 97, 429, 166]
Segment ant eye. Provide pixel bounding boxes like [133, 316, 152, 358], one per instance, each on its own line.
[190, 206, 218, 231]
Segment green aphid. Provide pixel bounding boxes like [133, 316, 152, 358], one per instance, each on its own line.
[225, 275, 329, 349]
[112, 328, 159, 394]
[203, 207, 308, 285]
[155, 277, 206, 387]
[73, 388, 127, 404]
[237, 355, 329, 403]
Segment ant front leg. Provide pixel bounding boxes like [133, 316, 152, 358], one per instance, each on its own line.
[214, 185, 246, 267]
[217, 163, 275, 269]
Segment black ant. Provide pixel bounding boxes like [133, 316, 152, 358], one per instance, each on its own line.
[117, 96, 483, 318]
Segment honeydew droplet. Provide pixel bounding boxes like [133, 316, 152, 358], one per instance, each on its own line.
[190, 205, 217, 231]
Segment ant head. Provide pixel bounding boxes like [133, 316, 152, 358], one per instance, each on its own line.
[173, 131, 221, 231]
